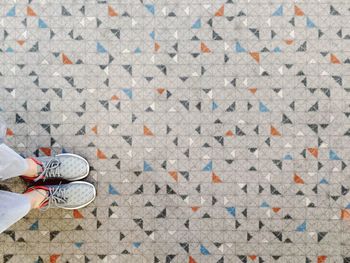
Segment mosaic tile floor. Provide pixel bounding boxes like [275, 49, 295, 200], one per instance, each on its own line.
[1, 0, 350, 262]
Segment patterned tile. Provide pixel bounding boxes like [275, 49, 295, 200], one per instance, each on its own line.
[1, 0, 350, 262]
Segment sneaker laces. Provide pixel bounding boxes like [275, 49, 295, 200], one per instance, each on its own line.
[34, 158, 61, 182]
[40, 184, 68, 211]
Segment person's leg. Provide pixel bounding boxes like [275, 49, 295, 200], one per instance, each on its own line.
[0, 189, 46, 234]
[0, 181, 96, 234]
[0, 142, 90, 182]
[0, 143, 40, 180]
[0, 181, 96, 233]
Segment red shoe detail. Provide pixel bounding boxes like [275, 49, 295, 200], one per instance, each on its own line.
[24, 185, 49, 194]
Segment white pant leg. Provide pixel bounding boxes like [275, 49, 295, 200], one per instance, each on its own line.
[0, 119, 31, 233]
[0, 190, 31, 233]
[0, 144, 28, 180]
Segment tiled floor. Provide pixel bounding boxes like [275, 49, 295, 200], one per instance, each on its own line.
[1, 0, 350, 262]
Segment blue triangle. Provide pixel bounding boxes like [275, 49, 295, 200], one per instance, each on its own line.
[296, 221, 306, 232]
[145, 4, 155, 15]
[134, 47, 141, 53]
[329, 150, 341, 160]
[320, 178, 328, 184]
[109, 184, 119, 195]
[75, 242, 83, 248]
[61, 148, 68, 153]
[149, 31, 155, 40]
[259, 101, 269, 112]
[203, 161, 212, 171]
[260, 201, 269, 208]
[144, 161, 153, 172]
[235, 42, 246, 53]
[38, 18, 48, 28]
[273, 47, 282, 53]
[122, 88, 132, 99]
[192, 19, 201, 29]
[226, 207, 236, 217]
[200, 244, 210, 255]
[272, 5, 283, 16]
[283, 154, 293, 160]
[6, 47, 14, 53]
[212, 101, 218, 111]
[133, 242, 141, 248]
[30, 220, 39, 230]
[307, 17, 316, 28]
[6, 6, 16, 17]
[96, 42, 107, 53]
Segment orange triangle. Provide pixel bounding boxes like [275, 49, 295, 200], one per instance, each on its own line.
[97, 149, 107, 159]
[225, 130, 234, 137]
[212, 172, 223, 183]
[330, 54, 341, 64]
[317, 256, 327, 263]
[143, 125, 154, 136]
[27, 6, 37, 16]
[6, 128, 14, 136]
[215, 5, 224, 16]
[168, 171, 178, 182]
[341, 209, 350, 220]
[40, 147, 51, 156]
[154, 42, 160, 52]
[17, 40, 25, 46]
[294, 5, 304, 16]
[248, 255, 257, 261]
[91, 125, 98, 135]
[249, 52, 260, 63]
[294, 174, 304, 184]
[108, 6, 118, 16]
[284, 39, 294, 45]
[270, 126, 281, 136]
[201, 42, 211, 53]
[157, 88, 165, 95]
[189, 256, 197, 263]
[73, 209, 84, 219]
[307, 147, 318, 158]
[191, 206, 200, 212]
[62, 53, 73, 64]
[272, 207, 280, 213]
[50, 254, 60, 263]
[249, 87, 257, 94]
[111, 95, 119, 101]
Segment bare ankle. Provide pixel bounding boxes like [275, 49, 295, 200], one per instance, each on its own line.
[24, 189, 48, 209]
[23, 158, 41, 177]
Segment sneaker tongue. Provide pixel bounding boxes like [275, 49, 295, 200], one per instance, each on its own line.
[37, 164, 44, 174]
[52, 188, 68, 204]
[33, 164, 45, 181]
[54, 198, 66, 204]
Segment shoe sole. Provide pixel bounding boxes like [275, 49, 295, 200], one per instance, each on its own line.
[57, 181, 97, 210]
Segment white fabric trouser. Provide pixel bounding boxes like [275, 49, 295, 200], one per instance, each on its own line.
[0, 143, 31, 234]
